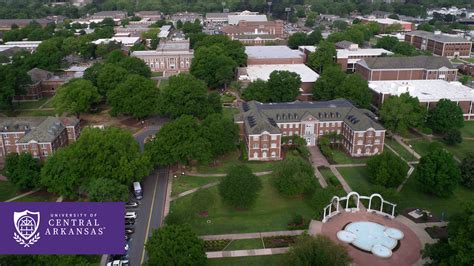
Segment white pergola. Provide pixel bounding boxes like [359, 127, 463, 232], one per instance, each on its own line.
[322, 192, 397, 223]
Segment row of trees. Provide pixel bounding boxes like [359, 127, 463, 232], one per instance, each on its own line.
[380, 94, 465, 143]
[241, 71, 302, 103]
[376, 36, 430, 56]
[4, 128, 152, 201]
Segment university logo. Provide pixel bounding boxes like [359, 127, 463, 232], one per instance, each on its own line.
[13, 210, 41, 248]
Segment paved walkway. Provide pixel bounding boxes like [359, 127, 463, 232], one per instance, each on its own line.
[395, 216, 438, 247]
[200, 230, 305, 241]
[4, 189, 40, 202]
[393, 135, 421, 160]
[397, 166, 415, 192]
[331, 163, 366, 167]
[329, 166, 366, 210]
[207, 247, 289, 259]
[308, 220, 323, 236]
[314, 167, 328, 188]
[308, 146, 329, 166]
[170, 181, 220, 201]
[187, 171, 272, 177]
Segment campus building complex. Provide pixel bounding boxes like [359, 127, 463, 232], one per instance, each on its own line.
[0, 117, 81, 160]
[369, 80, 474, 120]
[404, 30, 473, 58]
[355, 56, 458, 81]
[235, 99, 385, 161]
[222, 20, 284, 45]
[131, 39, 194, 77]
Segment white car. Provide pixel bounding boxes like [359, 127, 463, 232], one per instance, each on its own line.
[125, 212, 137, 219]
[107, 260, 129, 266]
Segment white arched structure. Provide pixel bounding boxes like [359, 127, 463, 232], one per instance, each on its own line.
[322, 192, 397, 223]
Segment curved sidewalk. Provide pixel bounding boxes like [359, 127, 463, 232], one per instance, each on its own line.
[186, 171, 272, 177]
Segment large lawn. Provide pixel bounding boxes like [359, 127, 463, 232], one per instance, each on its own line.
[14, 191, 57, 202]
[460, 121, 474, 138]
[207, 255, 284, 266]
[330, 149, 368, 165]
[0, 181, 21, 202]
[384, 138, 415, 161]
[12, 98, 50, 110]
[171, 175, 221, 197]
[338, 166, 474, 220]
[195, 151, 281, 174]
[408, 139, 474, 159]
[170, 174, 316, 235]
[222, 107, 239, 121]
[338, 167, 372, 195]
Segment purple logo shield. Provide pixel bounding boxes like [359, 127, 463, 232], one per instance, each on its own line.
[13, 210, 41, 247]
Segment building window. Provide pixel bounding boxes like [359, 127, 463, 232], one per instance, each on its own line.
[263, 135, 268, 141]
[289, 132, 293, 136]
[271, 143, 276, 148]
[263, 144, 267, 149]
[5, 140, 10, 145]
[253, 136, 259, 141]
[289, 124, 293, 129]
[253, 152, 258, 158]
[357, 140, 363, 145]
[271, 135, 277, 140]
[283, 124, 287, 128]
[375, 139, 380, 144]
[253, 143, 259, 148]
[271, 151, 276, 157]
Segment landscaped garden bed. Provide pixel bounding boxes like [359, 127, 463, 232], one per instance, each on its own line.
[263, 235, 297, 248]
[204, 239, 231, 251]
[425, 226, 448, 239]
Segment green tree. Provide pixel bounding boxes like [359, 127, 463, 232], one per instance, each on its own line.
[267, 70, 301, 102]
[145, 115, 213, 166]
[375, 36, 399, 51]
[241, 79, 270, 102]
[305, 12, 317, 27]
[130, 43, 146, 52]
[443, 128, 462, 145]
[108, 75, 159, 119]
[141, 28, 160, 39]
[392, 42, 417, 56]
[379, 93, 426, 136]
[158, 74, 221, 119]
[273, 156, 317, 197]
[0, 64, 31, 110]
[145, 225, 207, 266]
[337, 74, 372, 108]
[312, 66, 346, 101]
[414, 146, 460, 197]
[307, 29, 323, 45]
[284, 235, 352, 266]
[460, 153, 474, 188]
[200, 114, 238, 158]
[288, 32, 309, 49]
[333, 20, 348, 31]
[190, 44, 237, 88]
[52, 79, 101, 116]
[423, 203, 474, 265]
[367, 152, 408, 188]
[4, 153, 41, 190]
[83, 63, 103, 86]
[218, 165, 262, 209]
[119, 57, 151, 78]
[96, 63, 129, 96]
[87, 178, 129, 202]
[427, 99, 464, 134]
[307, 40, 336, 73]
[41, 127, 151, 199]
[194, 35, 246, 66]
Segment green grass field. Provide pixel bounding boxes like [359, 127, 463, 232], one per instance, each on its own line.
[222, 107, 239, 122]
[171, 175, 221, 197]
[14, 191, 57, 202]
[338, 166, 474, 219]
[0, 181, 21, 202]
[408, 139, 474, 159]
[384, 138, 415, 161]
[196, 150, 281, 174]
[460, 121, 474, 138]
[12, 98, 50, 110]
[330, 149, 368, 165]
[207, 255, 284, 266]
[170, 174, 315, 235]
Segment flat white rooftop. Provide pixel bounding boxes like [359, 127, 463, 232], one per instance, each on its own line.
[228, 13, 267, 25]
[369, 80, 474, 102]
[364, 17, 412, 25]
[242, 64, 320, 83]
[337, 48, 393, 59]
[245, 46, 305, 59]
[298, 46, 316, 53]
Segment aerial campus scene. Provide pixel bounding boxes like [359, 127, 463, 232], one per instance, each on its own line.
[0, 0, 473, 265]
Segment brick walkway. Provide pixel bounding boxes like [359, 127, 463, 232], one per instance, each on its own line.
[186, 171, 272, 177]
[207, 247, 289, 259]
[200, 230, 305, 241]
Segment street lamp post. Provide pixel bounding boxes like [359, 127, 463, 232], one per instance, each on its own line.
[408, 144, 414, 161]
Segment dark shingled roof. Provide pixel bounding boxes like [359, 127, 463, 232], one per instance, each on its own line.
[235, 99, 384, 135]
[358, 56, 454, 70]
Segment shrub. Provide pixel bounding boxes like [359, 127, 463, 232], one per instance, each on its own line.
[460, 153, 474, 188]
[420, 127, 433, 135]
[273, 156, 317, 197]
[367, 152, 408, 188]
[240, 142, 248, 161]
[443, 129, 462, 145]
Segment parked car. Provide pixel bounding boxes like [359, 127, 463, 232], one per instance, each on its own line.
[125, 234, 131, 241]
[125, 212, 137, 219]
[125, 201, 139, 208]
[125, 219, 135, 226]
[125, 227, 134, 235]
[133, 182, 143, 200]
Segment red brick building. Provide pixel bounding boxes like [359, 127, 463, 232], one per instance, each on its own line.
[222, 20, 284, 45]
[355, 56, 458, 81]
[14, 68, 68, 101]
[405, 30, 472, 58]
[235, 99, 385, 161]
[0, 117, 80, 160]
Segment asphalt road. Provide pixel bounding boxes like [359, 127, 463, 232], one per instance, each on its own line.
[127, 124, 168, 266]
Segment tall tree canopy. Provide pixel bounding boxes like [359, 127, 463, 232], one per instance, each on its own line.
[158, 73, 221, 119]
[267, 70, 301, 102]
[199, 114, 238, 158]
[96, 63, 129, 96]
[41, 127, 151, 199]
[414, 145, 460, 197]
[4, 153, 41, 190]
[144, 225, 207, 266]
[284, 235, 352, 266]
[367, 152, 408, 188]
[272, 156, 317, 197]
[379, 93, 426, 135]
[307, 40, 336, 73]
[427, 99, 464, 134]
[0, 64, 31, 110]
[193, 35, 246, 66]
[52, 78, 101, 116]
[218, 165, 262, 209]
[460, 152, 474, 189]
[190, 44, 237, 88]
[108, 74, 160, 119]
